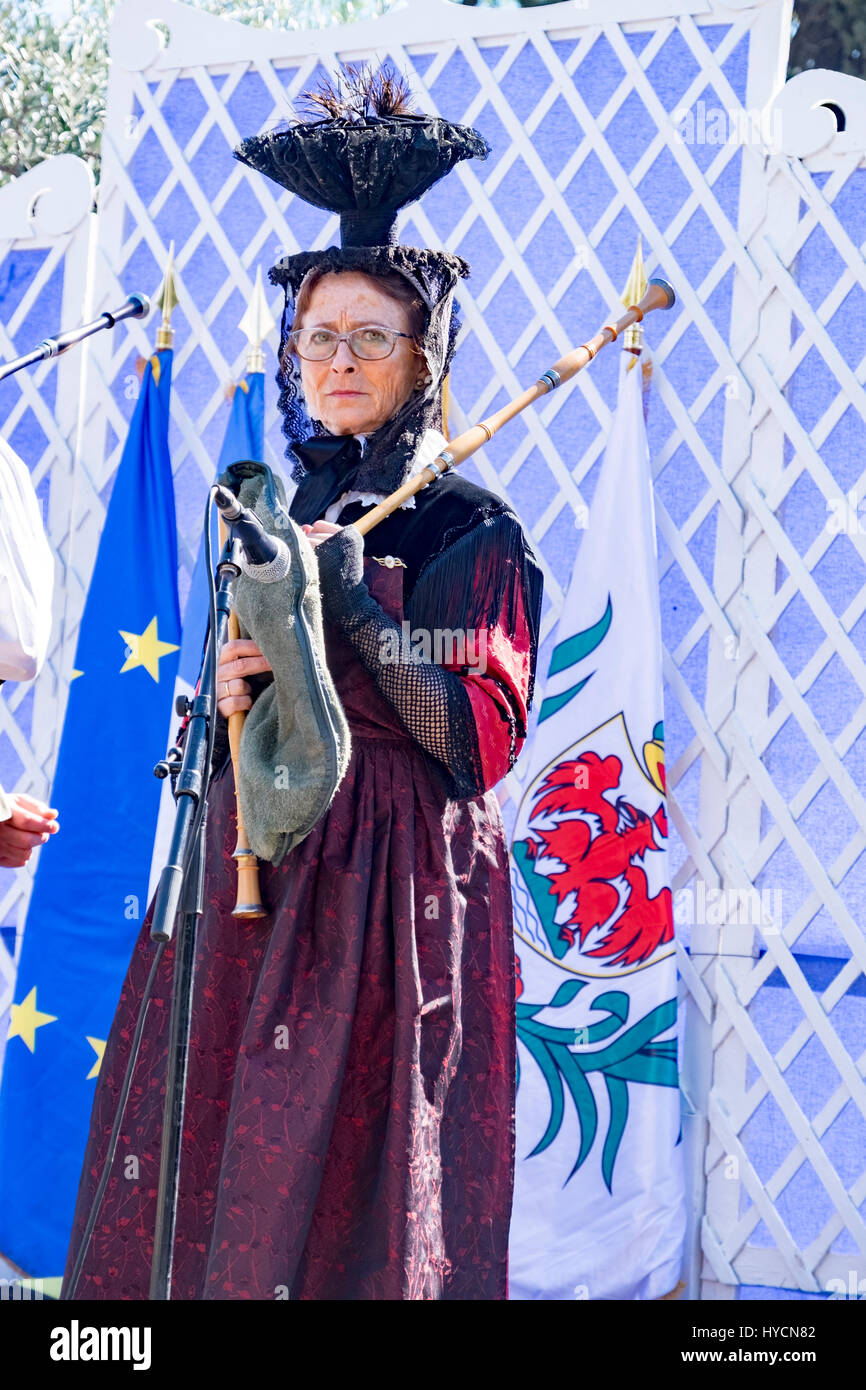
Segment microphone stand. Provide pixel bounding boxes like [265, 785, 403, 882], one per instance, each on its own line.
[148, 533, 241, 1301]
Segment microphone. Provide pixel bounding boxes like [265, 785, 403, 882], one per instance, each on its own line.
[125, 292, 151, 319]
[212, 484, 291, 583]
[0, 292, 153, 382]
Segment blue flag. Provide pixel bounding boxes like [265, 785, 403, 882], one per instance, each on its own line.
[177, 370, 264, 689]
[145, 369, 265, 924]
[0, 351, 180, 1284]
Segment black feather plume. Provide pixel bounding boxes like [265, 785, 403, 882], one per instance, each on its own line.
[297, 63, 417, 123]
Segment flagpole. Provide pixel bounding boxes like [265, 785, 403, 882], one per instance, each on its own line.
[60, 247, 191, 1302]
[135, 244, 238, 1300]
[505, 246, 686, 1301]
[623, 241, 684, 1303]
[144, 243, 185, 1300]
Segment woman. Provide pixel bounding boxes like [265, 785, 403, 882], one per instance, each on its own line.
[62, 71, 544, 1301]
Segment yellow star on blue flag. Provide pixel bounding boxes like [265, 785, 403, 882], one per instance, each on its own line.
[7, 987, 57, 1053]
[119, 615, 179, 681]
[85, 1037, 106, 1081]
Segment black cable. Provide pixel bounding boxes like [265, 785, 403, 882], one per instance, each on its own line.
[62, 489, 221, 1299]
[176, 486, 219, 873]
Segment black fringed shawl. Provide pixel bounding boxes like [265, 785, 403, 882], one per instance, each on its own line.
[322, 469, 545, 721]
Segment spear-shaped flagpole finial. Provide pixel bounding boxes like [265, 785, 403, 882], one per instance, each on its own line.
[239, 266, 275, 374]
[621, 236, 648, 354]
[153, 240, 179, 350]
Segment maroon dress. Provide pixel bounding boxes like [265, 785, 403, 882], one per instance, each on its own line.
[62, 552, 535, 1300]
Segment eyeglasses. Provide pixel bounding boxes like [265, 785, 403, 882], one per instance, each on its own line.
[288, 324, 416, 362]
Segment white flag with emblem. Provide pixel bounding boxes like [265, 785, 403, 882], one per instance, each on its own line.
[508, 347, 687, 1300]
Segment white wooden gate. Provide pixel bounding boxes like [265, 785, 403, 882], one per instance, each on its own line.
[689, 59, 866, 1299]
[2, 0, 865, 1299]
[0, 154, 95, 1044]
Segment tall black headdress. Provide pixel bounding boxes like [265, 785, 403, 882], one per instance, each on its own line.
[233, 67, 489, 501]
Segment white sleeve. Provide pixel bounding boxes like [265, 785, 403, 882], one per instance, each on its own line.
[0, 783, 13, 822]
[0, 436, 55, 682]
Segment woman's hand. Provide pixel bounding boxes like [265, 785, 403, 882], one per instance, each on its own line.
[0, 793, 59, 868]
[306, 521, 366, 624]
[217, 638, 272, 719]
[301, 521, 343, 548]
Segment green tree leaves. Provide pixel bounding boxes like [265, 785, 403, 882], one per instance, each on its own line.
[0, 0, 392, 187]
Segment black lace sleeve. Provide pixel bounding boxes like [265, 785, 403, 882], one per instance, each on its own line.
[315, 527, 487, 799]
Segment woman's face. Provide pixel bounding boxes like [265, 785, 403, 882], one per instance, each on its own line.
[295, 271, 424, 436]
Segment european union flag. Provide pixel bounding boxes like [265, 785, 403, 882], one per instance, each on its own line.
[0, 351, 180, 1286]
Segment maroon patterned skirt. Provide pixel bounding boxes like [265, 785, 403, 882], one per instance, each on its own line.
[62, 558, 516, 1299]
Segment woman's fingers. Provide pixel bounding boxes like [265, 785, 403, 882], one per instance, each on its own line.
[220, 638, 267, 663]
[303, 521, 342, 548]
[217, 639, 268, 714]
[217, 680, 252, 719]
[8, 799, 58, 835]
[0, 793, 58, 864]
[0, 824, 49, 852]
[219, 655, 272, 682]
[13, 792, 57, 820]
[218, 695, 252, 718]
[0, 843, 34, 867]
[218, 637, 272, 681]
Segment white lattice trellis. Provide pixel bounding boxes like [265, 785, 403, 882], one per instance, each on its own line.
[693, 62, 866, 1297]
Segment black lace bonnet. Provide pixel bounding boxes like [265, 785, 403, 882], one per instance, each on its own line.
[232, 68, 489, 495]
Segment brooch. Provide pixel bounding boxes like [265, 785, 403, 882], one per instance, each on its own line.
[372, 556, 406, 568]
